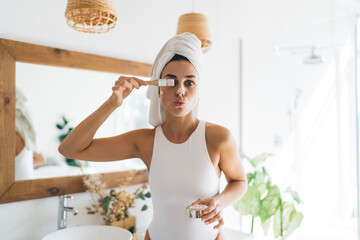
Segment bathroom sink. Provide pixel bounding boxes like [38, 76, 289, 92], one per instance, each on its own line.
[42, 225, 132, 240]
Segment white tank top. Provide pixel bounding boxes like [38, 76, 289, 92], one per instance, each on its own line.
[148, 120, 220, 240]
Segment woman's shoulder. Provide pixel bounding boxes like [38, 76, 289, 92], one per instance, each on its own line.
[130, 128, 156, 139]
[204, 121, 233, 146]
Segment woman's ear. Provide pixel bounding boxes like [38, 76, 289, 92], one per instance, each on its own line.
[158, 87, 164, 97]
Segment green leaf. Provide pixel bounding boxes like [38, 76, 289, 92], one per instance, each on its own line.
[261, 218, 271, 235]
[68, 127, 73, 132]
[141, 204, 148, 211]
[282, 212, 303, 239]
[266, 180, 272, 189]
[272, 201, 304, 240]
[144, 191, 151, 198]
[247, 172, 255, 184]
[262, 167, 268, 176]
[101, 196, 112, 212]
[285, 187, 303, 204]
[281, 201, 304, 239]
[258, 183, 267, 196]
[59, 134, 68, 142]
[273, 207, 282, 238]
[249, 153, 272, 167]
[62, 116, 68, 125]
[65, 159, 80, 167]
[125, 212, 130, 218]
[109, 189, 116, 197]
[254, 171, 266, 186]
[233, 185, 261, 216]
[281, 202, 295, 231]
[128, 226, 135, 234]
[136, 192, 145, 200]
[56, 123, 64, 130]
[239, 148, 250, 160]
[259, 185, 281, 222]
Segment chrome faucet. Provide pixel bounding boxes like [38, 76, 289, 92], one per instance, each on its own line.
[58, 195, 78, 230]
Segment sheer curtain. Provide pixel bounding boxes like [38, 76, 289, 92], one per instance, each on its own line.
[268, 42, 357, 240]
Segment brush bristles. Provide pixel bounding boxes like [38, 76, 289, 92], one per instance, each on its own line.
[158, 79, 175, 86]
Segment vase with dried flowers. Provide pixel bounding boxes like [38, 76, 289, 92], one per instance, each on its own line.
[82, 170, 151, 237]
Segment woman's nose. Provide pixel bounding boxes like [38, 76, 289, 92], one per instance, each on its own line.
[176, 87, 185, 96]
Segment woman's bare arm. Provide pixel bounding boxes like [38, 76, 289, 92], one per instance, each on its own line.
[58, 76, 148, 162]
[216, 127, 247, 207]
[191, 124, 247, 230]
[61, 128, 153, 162]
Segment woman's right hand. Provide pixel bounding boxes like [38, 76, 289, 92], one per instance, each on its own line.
[110, 76, 147, 107]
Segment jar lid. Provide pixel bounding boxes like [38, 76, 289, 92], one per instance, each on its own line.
[186, 204, 208, 218]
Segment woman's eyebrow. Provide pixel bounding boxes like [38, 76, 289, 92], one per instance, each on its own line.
[165, 74, 177, 78]
[185, 75, 196, 79]
[164, 74, 197, 79]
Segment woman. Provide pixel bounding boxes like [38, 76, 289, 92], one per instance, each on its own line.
[15, 87, 46, 180]
[58, 33, 247, 240]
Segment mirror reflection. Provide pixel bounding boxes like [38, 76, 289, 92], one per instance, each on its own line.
[15, 62, 148, 180]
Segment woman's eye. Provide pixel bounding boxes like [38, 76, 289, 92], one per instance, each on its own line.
[185, 80, 195, 86]
[173, 80, 179, 86]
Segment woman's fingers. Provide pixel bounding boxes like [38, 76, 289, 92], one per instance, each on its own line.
[214, 218, 224, 229]
[110, 76, 148, 108]
[115, 76, 147, 91]
[190, 197, 224, 229]
[128, 78, 140, 89]
[204, 210, 221, 224]
[191, 198, 204, 205]
[203, 210, 223, 230]
[203, 200, 217, 214]
[131, 77, 148, 87]
[202, 206, 220, 222]
[120, 80, 133, 91]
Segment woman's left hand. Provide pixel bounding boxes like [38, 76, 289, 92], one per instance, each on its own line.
[191, 196, 224, 230]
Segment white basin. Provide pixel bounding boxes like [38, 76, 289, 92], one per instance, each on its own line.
[42, 225, 133, 240]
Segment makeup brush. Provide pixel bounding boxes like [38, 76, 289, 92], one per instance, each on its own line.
[146, 79, 175, 86]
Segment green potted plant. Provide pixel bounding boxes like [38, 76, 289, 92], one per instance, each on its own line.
[233, 150, 304, 239]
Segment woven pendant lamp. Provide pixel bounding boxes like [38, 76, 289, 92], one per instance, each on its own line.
[65, 0, 117, 33]
[176, 13, 211, 52]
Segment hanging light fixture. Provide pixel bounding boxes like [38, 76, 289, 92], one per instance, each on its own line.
[65, 0, 117, 34]
[176, 0, 211, 52]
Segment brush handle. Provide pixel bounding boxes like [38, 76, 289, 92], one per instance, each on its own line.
[146, 80, 159, 86]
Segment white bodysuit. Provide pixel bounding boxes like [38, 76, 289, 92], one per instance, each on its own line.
[148, 120, 220, 240]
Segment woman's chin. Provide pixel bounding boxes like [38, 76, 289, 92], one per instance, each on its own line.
[168, 108, 193, 118]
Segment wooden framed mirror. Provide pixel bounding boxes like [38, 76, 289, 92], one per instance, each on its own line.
[0, 38, 151, 203]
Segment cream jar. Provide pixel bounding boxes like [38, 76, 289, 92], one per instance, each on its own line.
[186, 204, 208, 218]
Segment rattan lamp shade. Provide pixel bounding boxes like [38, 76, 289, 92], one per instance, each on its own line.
[176, 13, 211, 52]
[65, 0, 117, 33]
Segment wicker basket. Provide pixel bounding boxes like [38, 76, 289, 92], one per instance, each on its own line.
[65, 0, 117, 33]
[176, 13, 211, 52]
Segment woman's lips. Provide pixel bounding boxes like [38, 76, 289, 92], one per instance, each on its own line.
[174, 101, 185, 107]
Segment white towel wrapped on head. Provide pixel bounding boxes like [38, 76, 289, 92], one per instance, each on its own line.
[15, 87, 38, 152]
[146, 32, 204, 127]
[15, 87, 37, 180]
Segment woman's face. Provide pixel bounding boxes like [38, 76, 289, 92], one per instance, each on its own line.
[159, 60, 199, 118]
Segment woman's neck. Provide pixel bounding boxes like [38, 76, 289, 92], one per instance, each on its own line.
[162, 114, 199, 143]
